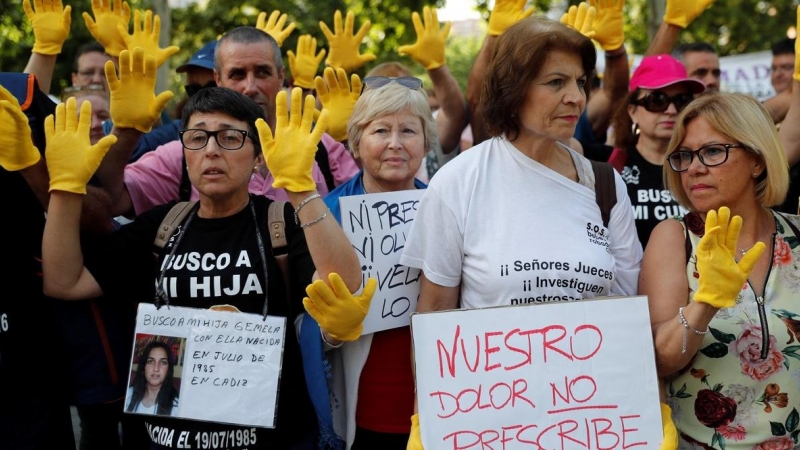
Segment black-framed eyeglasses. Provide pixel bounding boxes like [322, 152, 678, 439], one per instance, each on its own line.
[631, 92, 694, 113]
[667, 143, 746, 172]
[363, 76, 423, 90]
[184, 81, 216, 97]
[179, 128, 251, 151]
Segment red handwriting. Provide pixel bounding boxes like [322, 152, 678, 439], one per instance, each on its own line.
[436, 325, 604, 378]
[550, 375, 597, 407]
[429, 379, 535, 419]
[441, 414, 646, 450]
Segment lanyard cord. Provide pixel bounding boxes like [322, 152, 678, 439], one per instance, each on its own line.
[153, 199, 270, 319]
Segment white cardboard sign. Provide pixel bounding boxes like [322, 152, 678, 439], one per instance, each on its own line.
[339, 190, 424, 334]
[411, 296, 662, 449]
[126, 303, 286, 428]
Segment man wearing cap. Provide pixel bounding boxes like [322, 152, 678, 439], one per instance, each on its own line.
[101, 27, 348, 218]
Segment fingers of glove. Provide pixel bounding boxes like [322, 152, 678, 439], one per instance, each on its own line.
[660, 403, 678, 450]
[302, 296, 325, 321]
[256, 11, 267, 29]
[323, 66, 338, 92]
[314, 47, 327, 65]
[314, 74, 331, 101]
[23, 0, 35, 20]
[335, 67, 350, 92]
[105, 59, 121, 91]
[440, 21, 452, 39]
[724, 214, 743, 255]
[0, 85, 20, 105]
[288, 87, 303, 128]
[306, 278, 337, 308]
[77, 99, 92, 134]
[300, 93, 316, 133]
[350, 73, 363, 98]
[90, 134, 118, 166]
[255, 118, 274, 148]
[275, 90, 288, 130]
[703, 208, 719, 237]
[118, 48, 132, 79]
[696, 225, 721, 256]
[354, 20, 372, 42]
[312, 109, 330, 143]
[738, 242, 766, 275]
[1, 100, 29, 126]
[410, 11, 425, 36]
[715, 207, 731, 249]
[82, 11, 98, 32]
[333, 10, 344, 34]
[319, 20, 334, 40]
[359, 277, 378, 304]
[152, 91, 175, 116]
[119, 0, 131, 20]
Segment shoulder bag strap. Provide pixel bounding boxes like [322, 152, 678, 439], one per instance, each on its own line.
[589, 159, 618, 229]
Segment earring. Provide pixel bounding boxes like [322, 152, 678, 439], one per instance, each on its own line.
[253, 165, 259, 173]
[631, 122, 640, 136]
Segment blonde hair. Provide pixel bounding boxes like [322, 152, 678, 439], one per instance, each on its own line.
[346, 82, 438, 159]
[664, 92, 789, 211]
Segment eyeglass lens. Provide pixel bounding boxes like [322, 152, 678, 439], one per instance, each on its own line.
[363, 76, 423, 90]
[667, 144, 734, 171]
[637, 92, 693, 113]
[181, 129, 247, 150]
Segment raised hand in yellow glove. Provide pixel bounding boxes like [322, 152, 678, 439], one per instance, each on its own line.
[303, 273, 376, 342]
[320, 10, 376, 73]
[407, 414, 424, 450]
[560, 2, 597, 40]
[794, 6, 800, 82]
[0, 86, 40, 171]
[257, 88, 329, 192]
[45, 98, 117, 194]
[82, 0, 131, 56]
[398, 6, 451, 71]
[106, 48, 174, 133]
[314, 67, 361, 142]
[119, 10, 179, 68]
[256, 10, 296, 47]
[660, 403, 678, 450]
[693, 207, 765, 309]
[23, 0, 72, 55]
[589, 0, 624, 51]
[487, 0, 534, 36]
[664, 0, 714, 29]
[288, 35, 326, 90]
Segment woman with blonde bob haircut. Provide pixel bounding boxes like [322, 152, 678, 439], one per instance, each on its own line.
[642, 92, 800, 449]
[300, 77, 437, 449]
[663, 92, 789, 211]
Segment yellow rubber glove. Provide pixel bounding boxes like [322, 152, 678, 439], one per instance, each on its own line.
[693, 207, 765, 309]
[314, 67, 362, 142]
[288, 35, 326, 90]
[407, 414, 424, 450]
[303, 273, 376, 342]
[0, 86, 40, 171]
[664, 0, 714, 29]
[82, 0, 131, 57]
[660, 403, 678, 450]
[23, 0, 72, 55]
[320, 10, 376, 72]
[560, 2, 597, 40]
[255, 10, 296, 47]
[398, 7, 451, 71]
[794, 6, 800, 82]
[106, 48, 174, 133]
[257, 88, 329, 192]
[44, 98, 117, 194]
[487, 0, 534, 36]
[589, 0, 624, 51]
[118, 10, 179, 68]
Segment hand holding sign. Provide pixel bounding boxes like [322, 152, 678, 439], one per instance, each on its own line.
[303, 272, 376, 342]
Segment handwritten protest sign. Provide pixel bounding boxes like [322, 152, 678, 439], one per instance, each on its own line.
[127, 303, 285, 428]
[340, 190, 424, 334]
[411, 296, 662, 449]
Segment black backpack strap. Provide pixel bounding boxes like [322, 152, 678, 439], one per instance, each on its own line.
[315, 140, 336, 192]
[153, 201, 195, 253]
[179, 153, 192, 201]
[589, 160, 618, 228]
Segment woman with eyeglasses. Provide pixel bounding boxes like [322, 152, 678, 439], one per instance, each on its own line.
[641, 92, 800, 449]
[607, 54, 705, 248]
[400, 16, 646, 447]
[41, 87, 361, 449]
[298, 75, 436, 449]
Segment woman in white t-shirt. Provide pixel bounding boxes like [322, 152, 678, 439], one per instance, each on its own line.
[125, 340, 180, 416]
[400, 15, 650, 448]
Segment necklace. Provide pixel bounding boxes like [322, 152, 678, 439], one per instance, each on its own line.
[737, 212, 773, 256]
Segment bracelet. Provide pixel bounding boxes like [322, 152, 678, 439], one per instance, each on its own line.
[678, 306, 709, 353]
[294, 193, 321, 225]
[605, 46, 627, 59]
[320, 328, 343, 349]
[300, 209, 330, 229]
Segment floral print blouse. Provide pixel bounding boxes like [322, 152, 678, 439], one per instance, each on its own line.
[670, 211, 800, 450]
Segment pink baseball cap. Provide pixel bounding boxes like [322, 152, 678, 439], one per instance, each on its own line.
[629, 54, 706, 93]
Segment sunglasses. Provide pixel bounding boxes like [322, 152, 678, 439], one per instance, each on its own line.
[363, 76, 423, 90]
[185, 81, 216, 97]
[631, 92, 694, 113]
